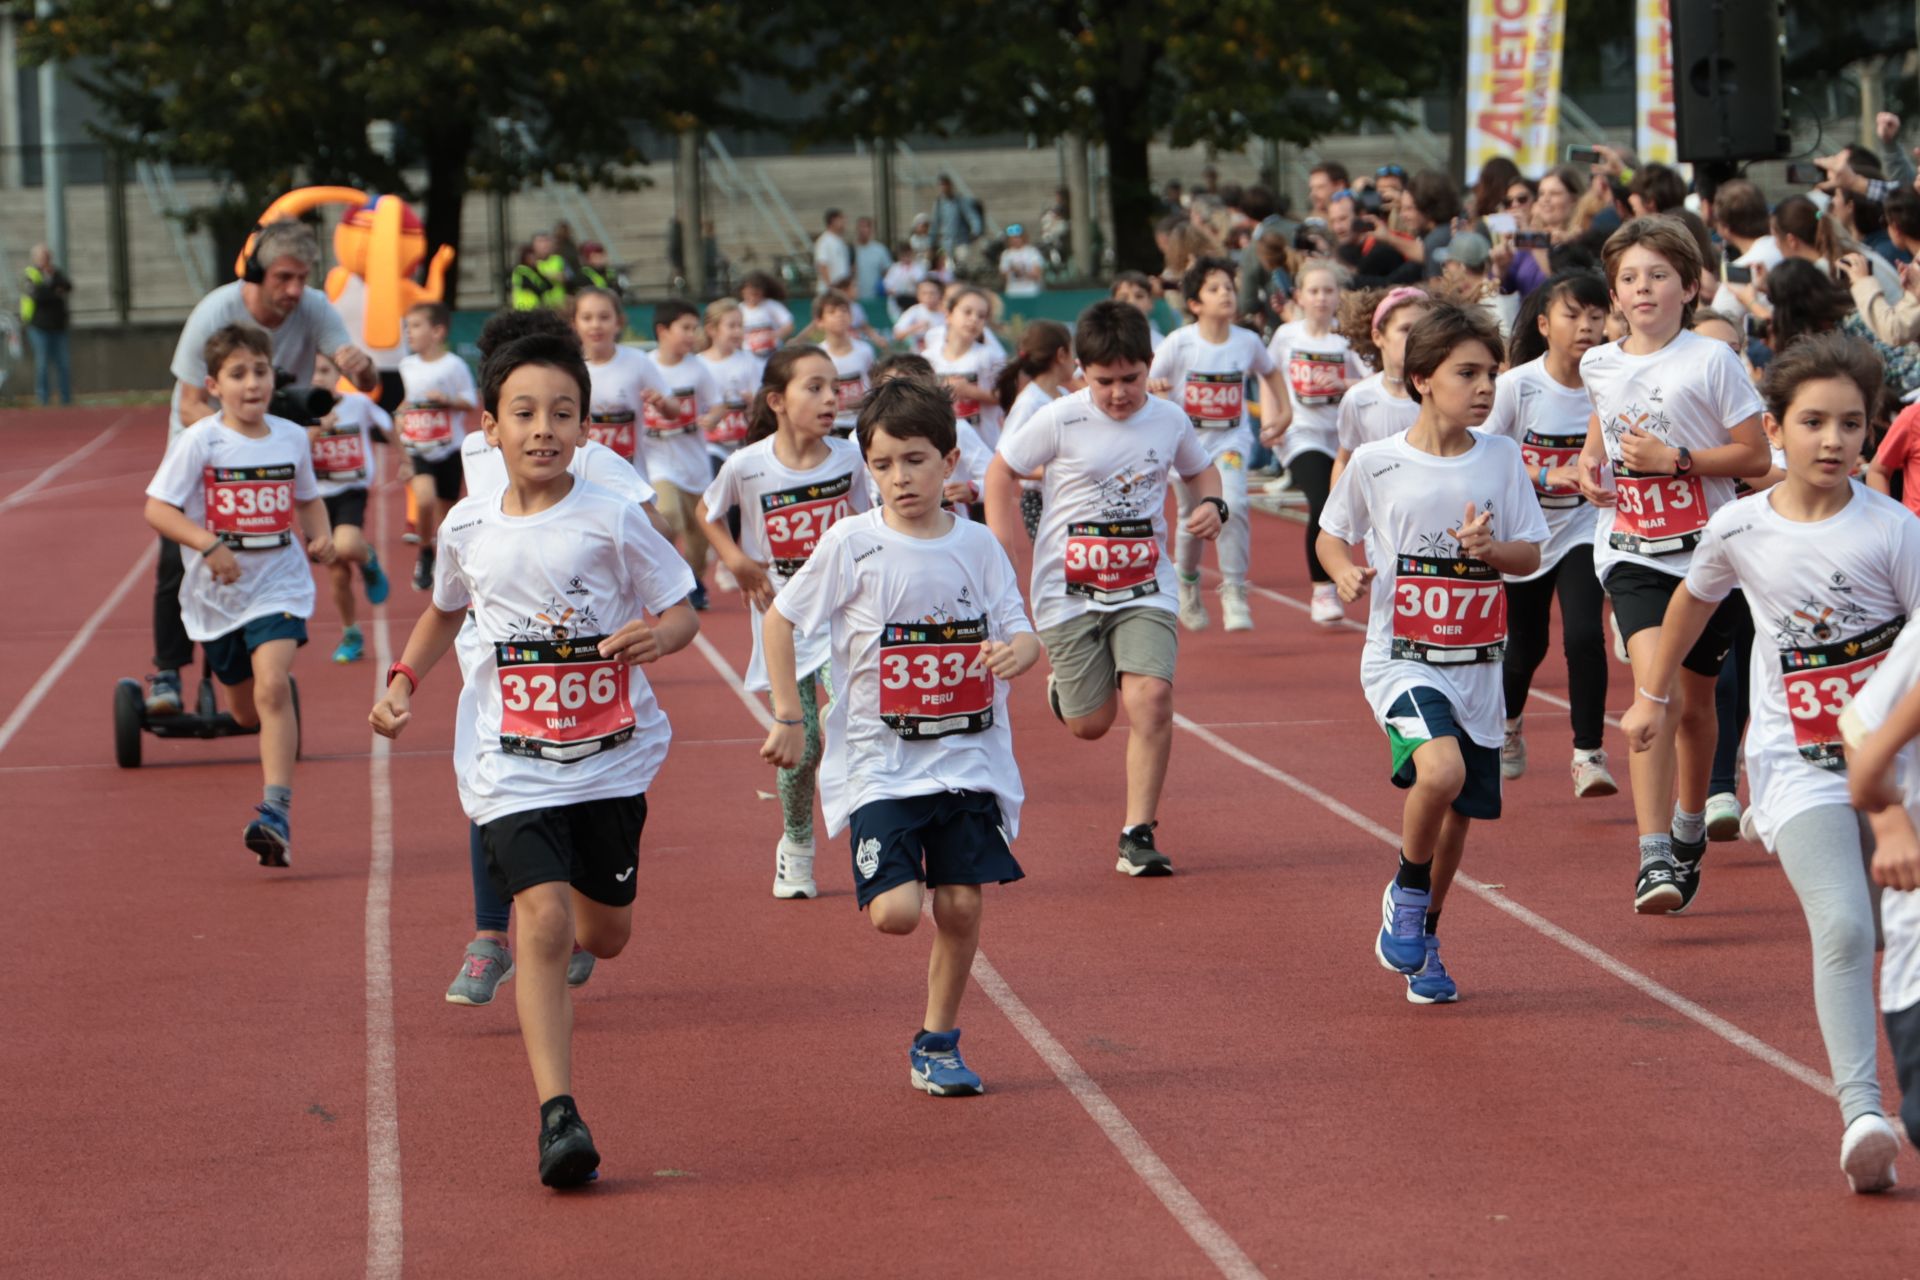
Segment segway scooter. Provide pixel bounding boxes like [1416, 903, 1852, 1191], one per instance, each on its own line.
[113, 660, 300, 768]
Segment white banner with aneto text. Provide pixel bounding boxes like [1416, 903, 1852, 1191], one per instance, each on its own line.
[1464, 0, 1567, 183]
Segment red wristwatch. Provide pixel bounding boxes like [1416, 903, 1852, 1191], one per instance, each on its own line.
[386, 661, 419, 695]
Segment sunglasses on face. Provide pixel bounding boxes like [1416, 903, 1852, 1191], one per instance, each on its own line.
[1506, 193, 1534, 207]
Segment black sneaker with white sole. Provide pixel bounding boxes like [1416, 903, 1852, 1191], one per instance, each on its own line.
[1634, 855, 1684, 914]
[1116, 823, 1173, 877]
[1670, 837, 1707, 913]
[538, 1101, 601, 1189]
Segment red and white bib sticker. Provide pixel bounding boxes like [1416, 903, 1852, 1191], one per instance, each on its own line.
[311, 428, 367, 484]
[203, 464, 297, 550]
[644, 392, 698, 439]
[587, 410, 637, 461]
[1065, 519, 1160, 604]
[1780, 616, 1906, 770]
[761, 473, 855, 577]
[746, 327, 777, 356]
[495, 636, 635, 763]
[945, 375, 981, 423]
[1520, 430, 1585, 510]
[1287, 352, 1346, 407]
[835, 375, 867, 418]
[879, 616, 993, 740]
[1391, 555, 1507, 664]
[1183, 372, 1244, 429]
[1609, 468, 1706, 556]
[708, 402, 750, 447]
[398, 405, 455, 453]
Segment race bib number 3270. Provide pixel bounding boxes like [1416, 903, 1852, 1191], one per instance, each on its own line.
[495, 636, 635, 763]
[762, 473, 855, 577]
[1391, 554, 1506, 664]
[879, 617, 993, 739]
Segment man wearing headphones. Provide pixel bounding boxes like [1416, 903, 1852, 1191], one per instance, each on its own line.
[144, 218, 377, 715]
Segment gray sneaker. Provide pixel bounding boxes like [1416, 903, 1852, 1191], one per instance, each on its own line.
[1116, 823, 1173, 877]
[445, 939, 514, 1006]
[567, 945, 596, 988]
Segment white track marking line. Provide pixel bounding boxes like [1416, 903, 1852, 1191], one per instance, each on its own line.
[365, 492, 403, 1280]
[3, 468, 156, 509]
[0, 414, 130, 514]
[694, 632, 1264, 1279]
[0, 543, 154, 757]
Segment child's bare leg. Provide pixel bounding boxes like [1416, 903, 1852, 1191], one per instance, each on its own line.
[513, 881, 576, 1101]
[1673, 667, 1720, 816]
[1430, 810, 1472, 914]
[1120, 673, 1174, 827]
[925, 884, 982, 1033]
[249, 638, 299, 789]
[328, 561, 357, 629]
[570, 892, 632, 960]
[868, 879, 924, 936]
[333, 523, 369, 566]
[1062, 692, 1120, 741]
[409, 474, 442, 544]
[1401, 735, 1467, 867]
[1625, 627, 1680, 834]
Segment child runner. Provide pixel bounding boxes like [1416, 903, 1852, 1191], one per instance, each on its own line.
[1483, 270, 1618, 798]
[1330, 286, 1429, 487]
[1622, 332, 1911, 1192]
[572, 286, 672, 480]
[700, 298, 758, 466]
[1111, 271, 1167, 351]
[397, 302, 477, 590]
[815, 291, 876, 437]
[1151, 255, 1285, 632]
[738, 271, 795, 369]
[984, 301, 1225, 876]
[891, 278, 946, 352]
[1576, 216, 1770, 913]
[144, 324, 334, 864]
[927, 288, 1005, 447]
[309, 350, 391, 663]
[371, 325, 698, 1187]
[993, 319, 1076, 540]
[699, 345, 871, 898]
[643, 299, 725, 610]
[1316, 302, 1549, 1003]
[1268, 259, 1372, 624]
[761, 376, 1038, 1095]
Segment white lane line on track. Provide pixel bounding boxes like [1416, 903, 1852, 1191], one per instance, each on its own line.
[365, 500, 404, 1280]
[0, 543, 155, 757]
[693, 631, 1265, 1279]
[0, 414, 131, 515]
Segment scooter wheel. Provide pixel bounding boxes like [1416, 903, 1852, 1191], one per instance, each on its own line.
[113, 678, 144, 768]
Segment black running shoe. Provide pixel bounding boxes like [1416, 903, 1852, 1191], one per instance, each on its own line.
[1633, 855, 1683, 914]
[1670, 837, 1707, 914]
[538, 1106, 601, 1189]
[412, 546, 435, 592]
[688, 583, 710, 612]
[1116, 823, 1173, 877]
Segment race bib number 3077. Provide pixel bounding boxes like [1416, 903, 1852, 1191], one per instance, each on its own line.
[1391, 555, 1506, 664]
[879, 617, 993, 739]
[203, 464, 296, 550]
[495, 636, 635, 763]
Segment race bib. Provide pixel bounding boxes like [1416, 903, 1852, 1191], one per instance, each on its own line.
[708, 402, 750, 447]
[495, 637, 635, 763]
[398, 405, 454, 454]
[1520, 431, 1585, 510]
[945, 374, 981, 424]
[835, 375, 867, 418]
[587, 409, 637, 461]
[1288, 352, 1346, 407]
[879, 616, 993, 739]
[203, 464, 296, 550]
[644, 392, 698, 439]
[1183, 372, 1244, 429]
[1609, 469, 1706, 556]
[1065, 519, 1160, 604]
[746, 327, 777, 356]
[1391, 555, 1507, 664]
[311, 427, 367, 484]
[1780, 616, 1906, 770]
[762, 473, 855, 577]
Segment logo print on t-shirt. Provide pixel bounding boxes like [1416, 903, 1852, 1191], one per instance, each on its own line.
[1092, 450, 1163, 518]
[1774, 595, 1869, 648]
[1602, 402, 1673, 446]
[508, 597, 604, 642]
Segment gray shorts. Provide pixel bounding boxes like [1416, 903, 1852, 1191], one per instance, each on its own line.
[1039, 606, 1178, 718]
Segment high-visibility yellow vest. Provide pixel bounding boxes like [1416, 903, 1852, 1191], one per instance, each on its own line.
[510, 263, 549, 311]
[20, 265, 44, 323]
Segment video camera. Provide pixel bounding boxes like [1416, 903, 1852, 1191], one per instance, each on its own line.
[269, 369, 336, 426]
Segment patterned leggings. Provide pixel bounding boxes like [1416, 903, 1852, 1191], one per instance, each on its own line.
[778, 669, 831, 844]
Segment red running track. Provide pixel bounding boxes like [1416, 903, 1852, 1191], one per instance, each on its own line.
[1, 405, 1914, 1277]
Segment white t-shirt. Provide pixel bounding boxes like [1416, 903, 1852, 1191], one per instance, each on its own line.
[700, 348, 760, 456]
[395, 352, 477, 464]
[1842, 624, 1920, 1013]
[997, 389, 1213, 631]
[640, 353, 722, 494]
[925, 325, 1009, 364]
[998, 380, 1063, 494]
[947, 420, 996, 517]
[458, 432, 657, 509]
[167, 282, 352, 440]
[700, 436, 870, 689]
[146, 415, 322, 641]
[999, 245, 1045, 297]
[1335, 372, 1421, 455]
[434, 479, 696, 825]
[1581, 329, 1766, 584]
[1710, 236, 1786, 325]
[741, 299, 793, 362]
[585, 346, 670, 475]
[1267, 321, 1369, 464]
[310, 392, 389, 499]
[882, 261, 924, 299]
[892, 303, 941, 350]
[814, 231, 852, 288]
[1481, 359, 1596, 582]
[927, 338, 1005, 448]
[772, 508, 1033, 838]
[1150, 324, 1276, 461]
[1318, 431, 1550, 747]
[1685, 483, 1920, 847]
[825, 340, 876, 433]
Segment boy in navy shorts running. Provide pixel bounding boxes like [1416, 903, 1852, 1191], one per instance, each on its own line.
[761, 377, 1039, 1095]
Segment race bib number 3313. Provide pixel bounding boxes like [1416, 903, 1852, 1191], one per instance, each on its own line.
[879, 617, 993, 739]
[1391, 554, 1507, 664]
[495, 636, 635, 763]
[1609, 468, 1706, 556]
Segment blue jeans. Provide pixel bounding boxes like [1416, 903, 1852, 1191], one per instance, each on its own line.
[26, 326, 71, 405]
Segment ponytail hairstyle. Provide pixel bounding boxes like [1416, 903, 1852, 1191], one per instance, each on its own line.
[1508, 269, 1609, 367]
[1340, 284, 1428, 368]
[994, 319, 1073, 412]
[744, 344, 833, 445]
[1773, 195, 1851, 277]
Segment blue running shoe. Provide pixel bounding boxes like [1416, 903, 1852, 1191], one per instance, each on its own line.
[910, 1029, 983, 1096]
[688, 582, 710, 612]
[333, 627, 365, 664]
[1406, 935, 1459, 1004]
[244, 804, 291, 868]
[1375, 879, 1430, 975]
[362, 553, 390, 605]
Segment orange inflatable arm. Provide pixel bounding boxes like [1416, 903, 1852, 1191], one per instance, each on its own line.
[233, 186, 370, 278]
[364, 197, 405, 351]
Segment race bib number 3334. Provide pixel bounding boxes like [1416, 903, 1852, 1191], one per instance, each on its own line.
[495, 636, 635, 763]
[1391, 555, 1506, 664]
[879, 617, 993, 739]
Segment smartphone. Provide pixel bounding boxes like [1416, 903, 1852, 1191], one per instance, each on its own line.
[1565, 145, 1604, 167]
[1785, 162, 1825, 186]
[1513, 230, 1552, 249]
[1484, 212, 1518, 237]
[1724, 262, 1752, 285]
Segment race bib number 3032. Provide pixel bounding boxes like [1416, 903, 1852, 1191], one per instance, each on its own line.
[203, 464, 296, 550]
[1064, 519, 1159, 604]
[1391, 554, 1507, 664]
[879, 617, 993, 739]
[495, 636, 635, 763]
[1780, 616, 1906, 770]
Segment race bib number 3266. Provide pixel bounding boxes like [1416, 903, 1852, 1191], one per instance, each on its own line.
[1391, 554, 1506, 664]
[879, 617, 993, 739]
[495, 637, 635, 763]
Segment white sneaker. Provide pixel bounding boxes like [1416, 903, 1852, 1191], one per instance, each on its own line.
[1500, 719, 1527, 780]
[1310, 583, 1344, 625]
[1177, 577, 1210, 631]
[1220, 583, 1253, 631]
[1738, 804, 1768, 852]
[1570, 750, 1618, 798]
[1704, 792, 1742, 842]
[772, 836, 817, 899]
[1840, 1113, 1900, 1194]
[715, 562, 738, 592]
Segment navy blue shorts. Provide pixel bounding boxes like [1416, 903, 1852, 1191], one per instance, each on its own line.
[847, 790, 1024, 909]
[204, 612, 308, 687]
[1384, 687, 1502, 821]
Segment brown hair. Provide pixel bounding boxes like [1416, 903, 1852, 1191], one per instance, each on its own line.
[407, 300, 451, 331]
[1710, 179, 1771, 242]
[1162, 223, 1222, 278]
[1075, 300, 1153, 369]
[745, 344, 835, 445]
[1772, 195, 1850, 277]
[1339, 285, 1428, 367]
[815, 289, 853, 317]
[1760, 330, 1882, 424]
[566, 288, 621, 326]
[203, 323, 273, 378]
[872, 352, 937, 386]
[856, 374, 958, 456]
[994, 318, 1073, 412]
[1402, 302, 1504, 404]
[1469, 157, 1521, 221]
[1601, 215, 1704, 327]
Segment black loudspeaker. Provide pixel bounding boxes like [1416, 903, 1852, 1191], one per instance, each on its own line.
[1670, 0, 1789, 163]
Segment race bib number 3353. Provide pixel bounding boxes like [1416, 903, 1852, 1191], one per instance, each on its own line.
[495, 636, 635, 763]
[879, 617, 993, 739]
[203, 464, 296, 550]
[311, 429, 367, 483]
[1391, 554, 1506, 664]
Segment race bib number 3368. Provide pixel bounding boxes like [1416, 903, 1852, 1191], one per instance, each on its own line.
[203, 464, 296, 550]
[495, 636, 635, 763]
[1391, 554, 1506, 664]
[879, 617, 993, 739]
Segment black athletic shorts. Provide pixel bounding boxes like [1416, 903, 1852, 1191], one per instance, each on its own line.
[480, 793, 648, 907]
[410, 448, 465, 503]
[323, 489, 368, 531]
[1605, 562, 1741, 677]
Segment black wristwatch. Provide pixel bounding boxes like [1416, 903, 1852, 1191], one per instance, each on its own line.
[1202, 496, 1230, 521]
[1673, 446, 1693, 476]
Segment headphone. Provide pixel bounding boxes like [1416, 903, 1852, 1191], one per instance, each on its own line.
[236, 223, 269, 284]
